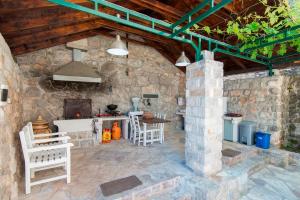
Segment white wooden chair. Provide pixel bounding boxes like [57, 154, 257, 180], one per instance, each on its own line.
[160, 114, 167, 142]
[131, 115, 160, 146]
[19, 125, 73, 194]
[128, 111, 143, 143]
[151, 113, 166, 143]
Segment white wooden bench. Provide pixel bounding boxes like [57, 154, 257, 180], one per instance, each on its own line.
[19, 124, 73, 194]
[27, 122, 68, 144]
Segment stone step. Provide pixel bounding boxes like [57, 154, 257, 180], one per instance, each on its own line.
[222, 142, 260, 167]
[102, 176, 181, 200]
[150, 180, 192, 200]
[152, 153, 268, 200]
[184, 155, 267, 200]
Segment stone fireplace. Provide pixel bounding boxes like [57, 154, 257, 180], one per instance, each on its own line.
[64, 98, 92, 119]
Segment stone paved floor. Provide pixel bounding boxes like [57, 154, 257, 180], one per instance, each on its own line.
[18, 130, 193, 200]
[18, 130, 300, 200]
[241, 162, 300, 200]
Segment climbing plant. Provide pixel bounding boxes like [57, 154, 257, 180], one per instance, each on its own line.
[191, 0, 300, 59]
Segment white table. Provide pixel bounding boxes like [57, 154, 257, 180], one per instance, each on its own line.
[94, 116, 129, 143]
[54, 116, 129, 144]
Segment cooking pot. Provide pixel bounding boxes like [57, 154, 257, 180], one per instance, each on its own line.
[107, 104, 118, 111]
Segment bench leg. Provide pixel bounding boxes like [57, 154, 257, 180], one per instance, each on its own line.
[25, 166, 31, 194]
[66, 148, 71, 184]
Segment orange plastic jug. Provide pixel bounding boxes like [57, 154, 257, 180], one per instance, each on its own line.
[102, 128, 111, 143]
[112, 121, 121, 140]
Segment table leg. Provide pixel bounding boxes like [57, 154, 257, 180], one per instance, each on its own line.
[160, 123, 163, 144]
[97, 120, 103, 144]
[122, 119, 129, 139]
[143, 123, 147, 147]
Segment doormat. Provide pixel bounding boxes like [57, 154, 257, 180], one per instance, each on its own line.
[100, 175, 142, 197]
[222, 148, 241, 157]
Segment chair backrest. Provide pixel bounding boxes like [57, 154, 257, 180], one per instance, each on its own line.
[19, 129, 31, 163]
[132, 115, 142, 134]
[27, 122, 35, 141]
[129, 112, 142, 132]
[23, 125, 33, 148]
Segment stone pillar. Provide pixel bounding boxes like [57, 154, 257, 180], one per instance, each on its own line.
[185, 51, 224, 176]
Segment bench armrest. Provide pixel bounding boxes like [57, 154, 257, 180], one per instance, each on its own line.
[34, 132, 67, 138]
[28, 143, 74, 152]
[33, 136, 70, 144]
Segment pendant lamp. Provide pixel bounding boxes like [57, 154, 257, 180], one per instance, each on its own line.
[106, 34, 129, 56]
[175, 51, 191, 67]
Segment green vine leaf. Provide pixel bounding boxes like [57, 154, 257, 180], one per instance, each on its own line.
[203, 26, 211, 34]
[191, 0, 300, 60]
[277, 44, 287, 56]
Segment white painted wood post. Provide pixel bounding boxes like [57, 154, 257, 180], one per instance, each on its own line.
[98, 119, 103, 144]
[25, 166, 31, 194]
[67, 147, 71, 183]
[160, 123, 163, 144]
[122, 119, 129, 139]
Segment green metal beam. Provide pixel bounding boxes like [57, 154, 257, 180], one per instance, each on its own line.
[171, 0, 210, 29]
[244, 25, 300, 52]
[48, 0, 195, 45]
[170, 0, 233, 37]
[92, 0, 238, 52]
[48, 0, 270, 65]
[268, 64, 274, 76]
[213, 48, 269, 65]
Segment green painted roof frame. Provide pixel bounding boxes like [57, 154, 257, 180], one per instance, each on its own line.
[47, 0, 300, 75]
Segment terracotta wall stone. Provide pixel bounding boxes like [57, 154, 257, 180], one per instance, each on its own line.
[16, 35, 185, 130]
[0, 34, 23, 199]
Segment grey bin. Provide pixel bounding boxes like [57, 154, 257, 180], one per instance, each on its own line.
[238, 121, 256, 145]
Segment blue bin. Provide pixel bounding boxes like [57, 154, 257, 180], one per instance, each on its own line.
[255, 131, 271, 149]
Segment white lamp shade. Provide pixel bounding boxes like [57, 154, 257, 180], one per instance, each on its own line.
[107, 35, 129, 56]
[175, 51, 191, 67]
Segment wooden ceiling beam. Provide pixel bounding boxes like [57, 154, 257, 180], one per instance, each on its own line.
[214, 0, 237, 14]
[1, 1, 141, 36]
[10, 19, 181, 54]
[228, 56, 247, 69]
[0, 0, 122, 13]
[11, 30, 100, 55]
[13, 28, 150, 56]
[0, 0, 89, 13]
[129, 0, 184, 20]
[1, 12, 97, 36]
[7, 20, 104, 47]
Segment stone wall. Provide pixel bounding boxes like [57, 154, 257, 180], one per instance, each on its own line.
[287, 76, 300, 138]
[0, 34, 23, 199]
[16, 35, 185, 131]
[224, 75, 287, 145]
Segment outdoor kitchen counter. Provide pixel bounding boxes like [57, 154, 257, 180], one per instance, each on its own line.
[53, 116, 129, 144]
